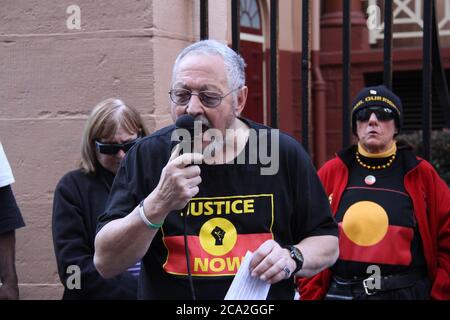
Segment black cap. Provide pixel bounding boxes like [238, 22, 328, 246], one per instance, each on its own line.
[351, 85, 403, 135]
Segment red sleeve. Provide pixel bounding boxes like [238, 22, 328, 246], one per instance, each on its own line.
[317, 159, 336, 196]
[427, 166, 450, 299]
[297, 269, 332, 300]
[296, 159, 339, 300]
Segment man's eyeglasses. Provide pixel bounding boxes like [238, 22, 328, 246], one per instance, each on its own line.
[168, 88, 240, 108]
[95, 137, 140, 155]
[355, 107, 395, 122]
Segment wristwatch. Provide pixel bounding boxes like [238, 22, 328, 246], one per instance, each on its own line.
[283, 245, 304, 274]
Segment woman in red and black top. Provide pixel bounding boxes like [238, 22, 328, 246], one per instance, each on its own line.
[298, 85, 450, 300]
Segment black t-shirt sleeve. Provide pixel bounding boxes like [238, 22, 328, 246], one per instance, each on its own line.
[286, 136, 338, 242]
[0, 185, 25, 234]
[97, 135, 170, 233]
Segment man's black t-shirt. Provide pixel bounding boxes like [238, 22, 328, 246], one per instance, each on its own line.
[98, 119, 337, 300]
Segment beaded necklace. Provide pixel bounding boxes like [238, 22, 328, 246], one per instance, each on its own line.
[356, 152, 396, 170]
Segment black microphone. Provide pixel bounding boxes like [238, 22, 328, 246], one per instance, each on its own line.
[174, 114, 196, 154]
[174, 114, 197, 300]
[175, 114, 195, 131]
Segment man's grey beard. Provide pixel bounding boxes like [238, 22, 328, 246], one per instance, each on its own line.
[193, 115, 212, 130]
[193, 113, 236, 160]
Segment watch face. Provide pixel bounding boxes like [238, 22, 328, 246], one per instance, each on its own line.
[283, 245, 304, 273]
[291, 247, 303, 262]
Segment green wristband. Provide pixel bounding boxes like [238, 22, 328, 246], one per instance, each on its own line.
[138, 200, 164, 229]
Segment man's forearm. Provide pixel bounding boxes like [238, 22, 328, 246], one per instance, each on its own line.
[296, 235, 339, 278]
[94, 205, 160, 278]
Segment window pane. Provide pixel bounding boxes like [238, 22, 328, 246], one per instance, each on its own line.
[241, 14, 251, 27]
[249, 0, 256, 15]
[252, 12, 260, 29]
[240, 0, 261, 30]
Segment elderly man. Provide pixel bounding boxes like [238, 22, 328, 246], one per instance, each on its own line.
[94, 40, 338, 300]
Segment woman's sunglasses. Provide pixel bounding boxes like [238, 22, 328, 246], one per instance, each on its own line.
[355, 107, 395, 122]
[95, 137, 141, 155]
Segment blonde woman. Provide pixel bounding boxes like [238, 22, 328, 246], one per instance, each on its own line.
[52, 99, 149, 299]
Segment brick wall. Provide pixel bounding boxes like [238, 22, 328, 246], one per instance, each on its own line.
[0, 0, 227, 299]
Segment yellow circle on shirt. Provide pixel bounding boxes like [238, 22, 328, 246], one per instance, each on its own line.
[199, 218, 237, 256]
[342, 201, 389, 246]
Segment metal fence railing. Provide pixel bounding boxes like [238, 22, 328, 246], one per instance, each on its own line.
[202, 0, 450, 161]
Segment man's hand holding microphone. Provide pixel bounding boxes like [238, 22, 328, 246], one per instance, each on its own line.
[140, 143, 203, 224]
[141, 114, 203, 225]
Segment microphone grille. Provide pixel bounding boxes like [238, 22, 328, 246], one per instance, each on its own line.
[175, 114, 195, 130]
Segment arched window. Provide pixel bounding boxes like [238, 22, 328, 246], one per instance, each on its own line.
[239, 0, 265, 124]
[240, 0, 261, 30]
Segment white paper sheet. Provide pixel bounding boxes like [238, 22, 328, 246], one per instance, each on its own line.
[224, 251, 271, 300]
